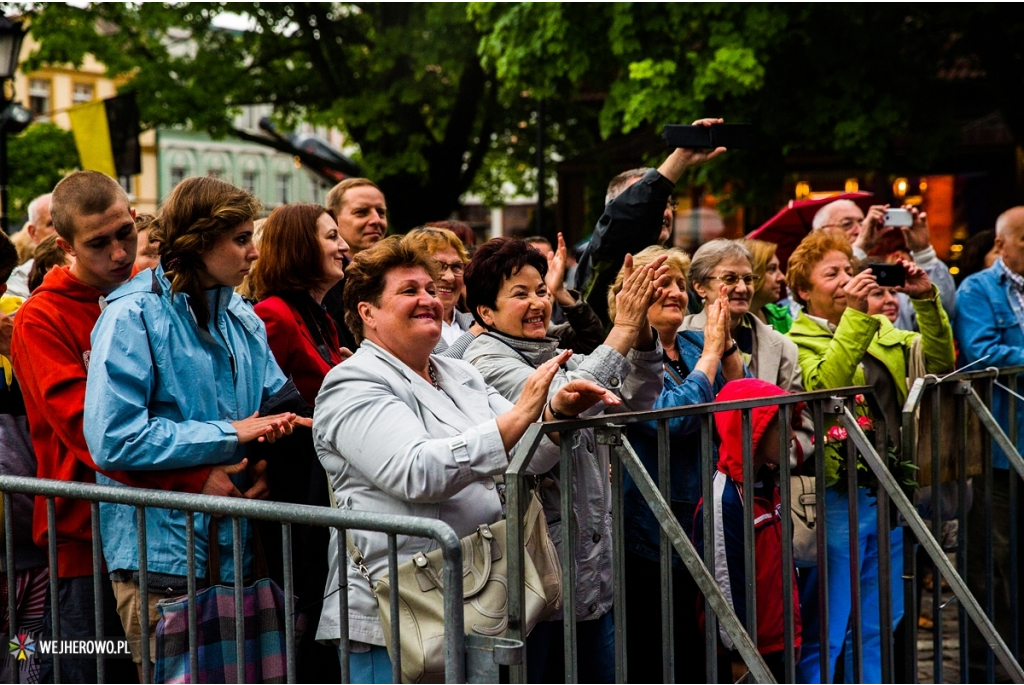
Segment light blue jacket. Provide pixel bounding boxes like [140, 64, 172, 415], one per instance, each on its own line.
[954, 260, 1024, 470]
[85, 266, 287, 580]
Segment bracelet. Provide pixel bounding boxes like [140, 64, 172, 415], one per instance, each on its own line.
[722, 341, 740, 359]
[546, 399, 577, 421]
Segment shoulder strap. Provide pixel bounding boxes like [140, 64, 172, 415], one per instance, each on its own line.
[327, 482, 373, 588]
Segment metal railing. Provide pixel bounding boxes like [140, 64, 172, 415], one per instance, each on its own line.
[902, 363, 1024, 684]
[506, 382, 1024, 684]
[0, 476, 474, 684]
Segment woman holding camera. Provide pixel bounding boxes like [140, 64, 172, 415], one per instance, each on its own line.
[785, 229, 955, 683]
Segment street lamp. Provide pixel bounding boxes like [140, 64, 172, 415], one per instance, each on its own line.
[0, 14, 30, 234]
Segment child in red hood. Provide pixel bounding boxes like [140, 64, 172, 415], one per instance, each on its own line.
[694, 377, 801, 682]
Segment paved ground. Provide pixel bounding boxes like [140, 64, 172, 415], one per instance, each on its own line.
[916, 554, 962, 684]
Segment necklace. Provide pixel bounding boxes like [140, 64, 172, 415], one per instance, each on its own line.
[428, 362, 442, 391]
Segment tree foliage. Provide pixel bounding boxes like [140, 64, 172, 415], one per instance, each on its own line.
[7, 122, 80, 222]
[474, 3, 1024, 211]
[15, 3, 1023, 229]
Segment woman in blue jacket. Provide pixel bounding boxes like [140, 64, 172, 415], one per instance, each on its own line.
[84, 177, 303, 669]
[611, 245, 746, 683]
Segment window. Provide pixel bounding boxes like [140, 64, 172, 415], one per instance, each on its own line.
[72, 83, 95, 105]
[28, 79, 52, 118]
[170, 167, 186, 189]
[276, 174, 290, 205]
[242, 170, 258, 196]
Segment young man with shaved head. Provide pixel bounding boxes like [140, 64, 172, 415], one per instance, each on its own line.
[955, 205, 1024, 682]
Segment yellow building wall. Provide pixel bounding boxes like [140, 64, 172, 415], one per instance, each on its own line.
[13, 34, 159, 213]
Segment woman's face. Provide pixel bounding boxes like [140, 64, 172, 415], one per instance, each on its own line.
[360, 265, 443, 351]
[200, 220, 258, 289]
[647, 267, 689, 335]
[431, 246, 465, 323]
[695, 255, 753, 322]
[866, 285, 900, 323]
[478, 264, 551, 340]
[757, 254, 785, 304]
[317, 213, 348, 288]
[800, 250, 853, 324]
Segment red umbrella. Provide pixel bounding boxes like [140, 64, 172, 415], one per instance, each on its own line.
[747, 192, 876, 269]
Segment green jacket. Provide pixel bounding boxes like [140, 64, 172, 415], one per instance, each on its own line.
[786, 288, 956, 484]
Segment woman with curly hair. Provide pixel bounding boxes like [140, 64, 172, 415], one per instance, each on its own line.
[83, 176, 302, 672]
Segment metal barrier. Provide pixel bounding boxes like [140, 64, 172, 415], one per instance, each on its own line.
[506, 384, 1024, 684]
[0, 475, 478, 684]
[902, 363, 1024, 684]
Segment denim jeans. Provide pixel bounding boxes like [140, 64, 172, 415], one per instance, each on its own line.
[339, 645, 392, 684]
[797, 486, 905, 684]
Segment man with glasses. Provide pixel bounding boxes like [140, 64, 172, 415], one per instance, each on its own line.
[812, 198, 956, 330]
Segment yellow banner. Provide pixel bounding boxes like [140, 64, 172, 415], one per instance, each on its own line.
[68, 99, 116, 178]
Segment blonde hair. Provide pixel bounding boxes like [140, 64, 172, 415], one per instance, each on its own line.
[151, 176, 261, 327]
[740, 238, 779, 285]
[786, 229, 853, 306]
[406, 226, 469, 263]
[607, 245, 691, 321]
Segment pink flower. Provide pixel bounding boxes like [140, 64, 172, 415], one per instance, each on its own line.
[826, 425, 848, 443]
[856, 415, 874, 430]
[855, 394, 866, 406]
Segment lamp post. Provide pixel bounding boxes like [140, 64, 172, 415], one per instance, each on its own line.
[0, 14, 29, 234]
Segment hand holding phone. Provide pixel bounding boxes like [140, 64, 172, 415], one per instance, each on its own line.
[662, 123, 753, 150]
[867, 263, 906, 288]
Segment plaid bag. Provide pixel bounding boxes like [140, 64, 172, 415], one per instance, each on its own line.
[154, 578, 289, 684]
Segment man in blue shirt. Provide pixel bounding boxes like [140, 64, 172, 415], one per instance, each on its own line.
[954, 205, 1024, 682]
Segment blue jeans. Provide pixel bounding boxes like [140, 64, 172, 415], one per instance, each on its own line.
[797, 486, 905, 684]
[526, 610, 615, 683]
[339, 645, 393, 684]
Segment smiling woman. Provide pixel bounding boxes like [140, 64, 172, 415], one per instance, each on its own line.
[316, 235, 617, 681]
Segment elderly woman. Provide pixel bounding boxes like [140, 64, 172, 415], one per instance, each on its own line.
[461, 238, 665, 683]
[404, 226, 478, 357]
[614, 245, 742, 683]
[785, 229, 955, 684]
[742, 238, 793, 334]
[313, 236, 616, 683]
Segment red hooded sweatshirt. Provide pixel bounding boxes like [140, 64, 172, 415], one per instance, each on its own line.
[694, 378, 801, 655]
[11, 266, 212, 578]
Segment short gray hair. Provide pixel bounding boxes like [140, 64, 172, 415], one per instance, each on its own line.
[27, 193, 52, 226]
[689, 239, 753, 287]
[605, 167, 652, 204]
[811, 199, 859, 230]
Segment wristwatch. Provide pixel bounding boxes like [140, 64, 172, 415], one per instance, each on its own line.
[722, 341, 740, 359]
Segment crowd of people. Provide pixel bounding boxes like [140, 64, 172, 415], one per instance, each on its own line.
[1, 114, 1023, 685]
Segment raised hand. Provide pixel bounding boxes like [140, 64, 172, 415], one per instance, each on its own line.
[231, 411, 299, 444]
[896, 259, 933, 299]
[843, 269, 877, 314]
[550, 378, 621, 418]
[658, 118, 728, 183]
[701, 299, 730, 359]
[516, 349, 573, 421]
[613, 254, 669, 332]
[900, 206, 931, 253]
[853, 205, 892, 253]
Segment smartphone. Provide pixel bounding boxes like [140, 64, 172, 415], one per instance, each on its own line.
[883, 208, 914, 227]
[662, 124, 754, 150]
[867, 263, 906, 288]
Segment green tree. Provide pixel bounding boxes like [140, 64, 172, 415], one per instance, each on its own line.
[474, 3, 1023, 214]
[7, 122, 80, 223]
[17, 2, 596, 229]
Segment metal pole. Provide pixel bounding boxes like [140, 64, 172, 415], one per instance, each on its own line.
[1, 111, 8, 234]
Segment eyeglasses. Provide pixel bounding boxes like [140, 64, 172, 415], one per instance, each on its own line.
[821, 218, 862, 232]
[435, 260, 465, 276]
[708, 273, 755, 287]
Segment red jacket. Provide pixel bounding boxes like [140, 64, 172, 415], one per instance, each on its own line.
[253, 295, 344, 405]
[11, 266, 211, 578]
[694, 378, 801, 655]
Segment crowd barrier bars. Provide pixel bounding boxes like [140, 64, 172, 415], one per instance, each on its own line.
[507, 382, 1024, 684]
[0, 474, 491, 685]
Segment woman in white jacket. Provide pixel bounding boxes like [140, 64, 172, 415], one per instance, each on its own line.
[313, 235, 617, 683]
